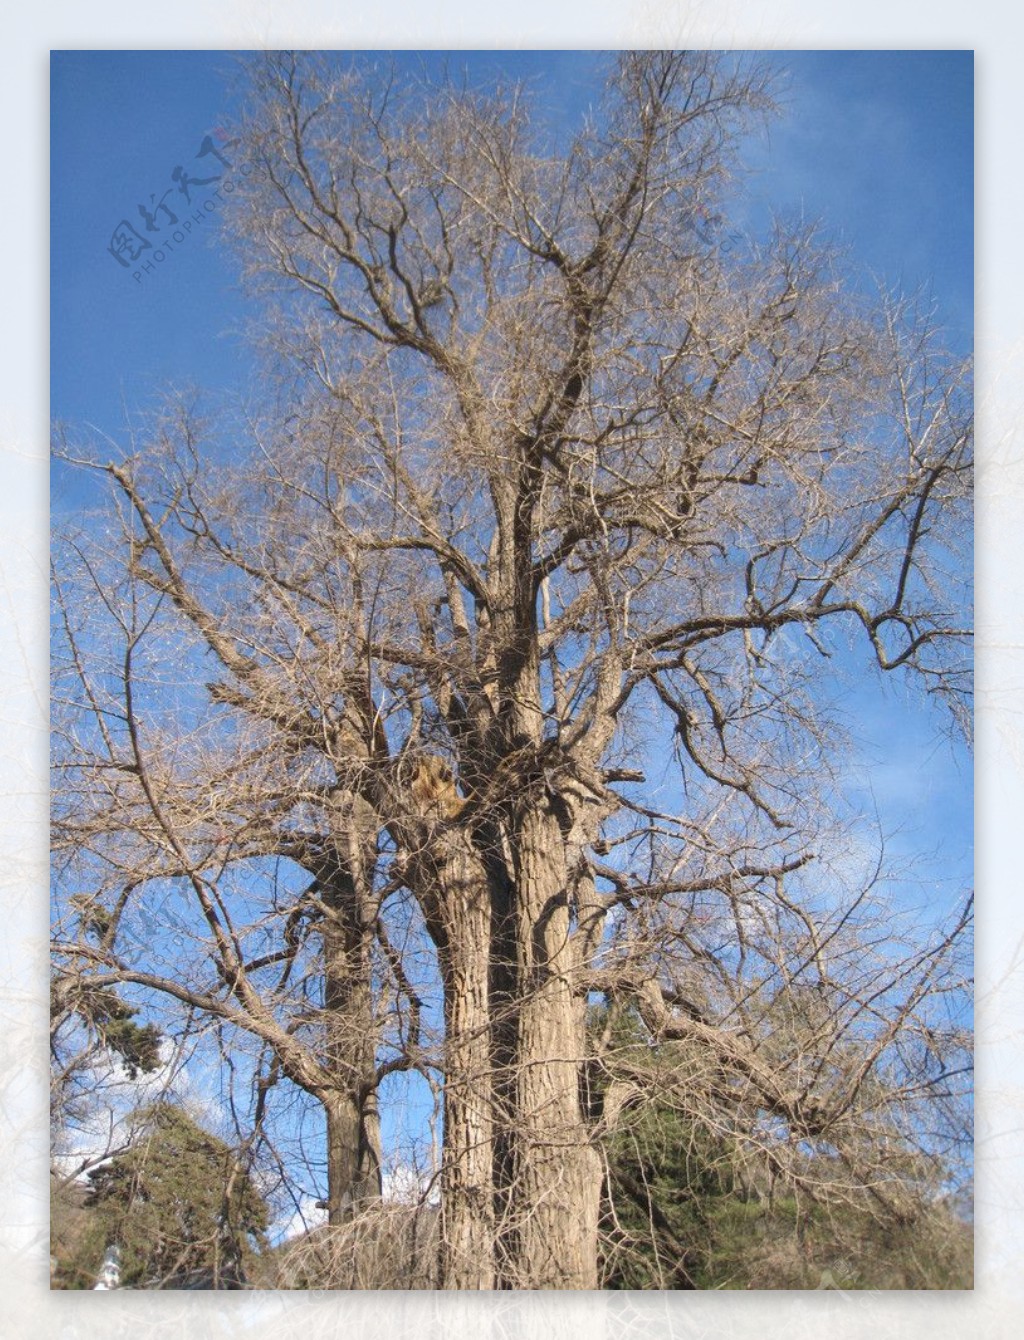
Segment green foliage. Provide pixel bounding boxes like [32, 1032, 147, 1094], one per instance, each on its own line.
[52, 1101, 268, 1289]
[53, 978, 164, 1080]
[593, 1006, 972, 1290]
[690, 1192, 973, 1290]
[99, 1014, 163, 1082]
[601, 1093, 737, 1288]
[591, 1004, 726, 1287]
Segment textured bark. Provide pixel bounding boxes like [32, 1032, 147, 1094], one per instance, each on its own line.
[502, 803, 603, 1288]
[486, 833, 520, 1288]
[437, 921, 495, 1284]
[406, 829, 498, 1288]
[319, 803, 383, 1222]
[323, 1089, 381, 1224]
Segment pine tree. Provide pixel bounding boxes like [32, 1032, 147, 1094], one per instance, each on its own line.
[56, 1101, 268, 1289]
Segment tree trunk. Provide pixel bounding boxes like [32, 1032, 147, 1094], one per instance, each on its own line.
[437, 913, 495, 1287]
[320, 815, 383, 1221]
[407, 830, 498, 1288]
[486, 829, 520, 1288]
[323, 1088, 382, 1223]
[502, 804, 603, 1288]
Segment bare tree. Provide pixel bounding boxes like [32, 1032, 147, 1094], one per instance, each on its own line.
[52, 50, 972, 1289]
[51, 447, 395, 1225]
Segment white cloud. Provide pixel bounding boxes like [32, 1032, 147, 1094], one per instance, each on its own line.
[275, 1196, 328, 1243]
[382, 1162, 438, 1207]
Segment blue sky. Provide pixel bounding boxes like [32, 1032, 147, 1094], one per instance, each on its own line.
[745, 51, 973, 353]
[51, 50, 973, 440]
[50, 49, 974, 1212]
[51, 51, 257, 449]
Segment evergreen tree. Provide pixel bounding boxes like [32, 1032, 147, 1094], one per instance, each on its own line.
[54, 1101, 268, 1289]
[594, 1007, 972, 1290]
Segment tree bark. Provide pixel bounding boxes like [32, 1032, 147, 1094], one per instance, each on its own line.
[503, 804, 603, 1289]
[323, 1088, 381, 1223]
[406, 828, 498, 1288]
[319, 805, 383, 1221]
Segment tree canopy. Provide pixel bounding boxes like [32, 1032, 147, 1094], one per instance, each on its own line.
[51, 1100, 269, 1289]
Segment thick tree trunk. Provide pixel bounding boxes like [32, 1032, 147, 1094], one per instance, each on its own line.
[323, 1088, 382, 1223]
[407, 830, 498, 1288]
[437, 907, 495, 1287]
[320, 810, 383, 1222]
[501, 804, 603, 1289]
[485, 831, 520, 1287]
